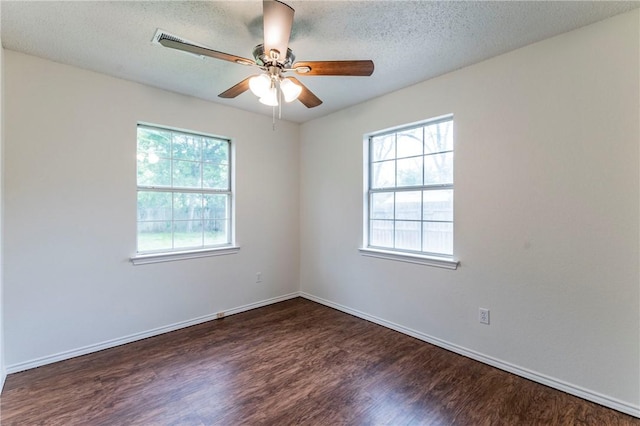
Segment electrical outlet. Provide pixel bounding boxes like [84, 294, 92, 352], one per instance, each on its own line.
[479, 308, 490, 325]
[216, 312, 225, 319]
[256, 272, 262, 283]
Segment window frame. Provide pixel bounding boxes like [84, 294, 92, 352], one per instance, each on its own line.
[361, 115, 459, 270]
[131, 123, 239, 265]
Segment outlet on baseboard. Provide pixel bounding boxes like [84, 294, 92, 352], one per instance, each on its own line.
[216, 312, 225, 319]
[479, 308, 490, 325]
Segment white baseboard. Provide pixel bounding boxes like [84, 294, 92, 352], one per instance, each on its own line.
[6, 292, 301, 375]
[0, 368, 6, 393]
[300, 291, 640, 419]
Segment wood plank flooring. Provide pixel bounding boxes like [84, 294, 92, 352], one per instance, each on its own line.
[1, 298, 638, 425]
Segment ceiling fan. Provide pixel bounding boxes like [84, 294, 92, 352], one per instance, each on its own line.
[154, 0, 374, 109]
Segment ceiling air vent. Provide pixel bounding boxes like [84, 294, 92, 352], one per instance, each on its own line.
[151, 29, 206, 59]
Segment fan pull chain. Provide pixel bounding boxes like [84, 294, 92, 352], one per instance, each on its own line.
[272, 106, 276, 131]
[270, 81, 283, 131]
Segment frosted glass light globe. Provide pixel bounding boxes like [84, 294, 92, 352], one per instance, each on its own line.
[249, 74, 271, 98]
[280, 78, 302, 103]
[259, 87, 279, 106]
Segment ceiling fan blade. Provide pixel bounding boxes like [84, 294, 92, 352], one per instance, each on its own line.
[218, 77, 253, 99]
[293, 60, 375, 76]
[159, 37, 254, 66]
[287, 77, 322, 108]
[263, 0, 294, 62]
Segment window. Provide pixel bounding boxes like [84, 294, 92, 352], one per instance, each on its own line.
[365, 116, 454, 262]
[136, 124, 232, 255]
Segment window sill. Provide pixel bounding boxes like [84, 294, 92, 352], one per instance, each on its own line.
[358, 248, 459, 270]
[130, 246, 240, 265]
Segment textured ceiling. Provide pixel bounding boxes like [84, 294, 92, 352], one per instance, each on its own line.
[2, 1, 638, 123]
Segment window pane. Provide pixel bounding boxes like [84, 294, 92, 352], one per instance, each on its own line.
[204, 194, 228, 220]
[137, 221, 172, 252]
[203, 163, 229, 190]
[173, 133, 201, 161]
[395, 191, 421, 220]
[423, 190, 453, 222]
[395, 220, 421, 251]
[371, 134, 395, 162]
[173, 160, 201, 188]
[397, 157, 423, 187]
[137, 127, 171, 158]
[425, 120, 453, 154]
[174, 220, 203, 248]
[370, 220, 393, 248]
[205, 220, 228, 245]
[372, 160, 395, 189]
[371, 192, 394, 219]
[203, 139, 229, 163]
[423, 222, 453, 255]
[367, 118, 453, 257]
[138, 191, 172, 221]
[396, 127, 423, 158]
[137, 157, 171, 187]
[424, 152, 453, 185]
[173, 193, 203, 221]
[137, 125, 232, 254]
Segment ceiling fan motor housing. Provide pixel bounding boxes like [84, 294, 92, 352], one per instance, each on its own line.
[253, 44, 295, 68]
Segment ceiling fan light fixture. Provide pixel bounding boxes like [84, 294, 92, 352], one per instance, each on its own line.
[249, 74, 271, 98]
[156, 1, 373, 117]
[280, 78, 302, 102]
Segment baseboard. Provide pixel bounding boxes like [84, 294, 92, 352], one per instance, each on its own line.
[6, 292, 301, 375]
[0, 368, 6, 393]
[300, 291, 640, 419]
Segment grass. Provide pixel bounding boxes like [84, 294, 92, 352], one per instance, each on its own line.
[138, 231, 227, 252]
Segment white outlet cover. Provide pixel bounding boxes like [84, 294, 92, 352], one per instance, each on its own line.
[479, 308, 490, 325]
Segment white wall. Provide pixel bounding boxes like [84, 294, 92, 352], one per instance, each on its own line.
[4, 51, 300, 368]
[0, 24, 6, 390]
[300, 10, 639, 415]
[2, 7, 639, 418]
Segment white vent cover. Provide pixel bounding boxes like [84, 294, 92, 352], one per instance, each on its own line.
[151, 28, 206, 59]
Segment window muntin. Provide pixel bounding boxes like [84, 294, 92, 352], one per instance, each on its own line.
[136, 125, 232, 254]
[367, 117, 453, 257]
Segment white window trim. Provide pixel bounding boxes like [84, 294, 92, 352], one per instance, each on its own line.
[358, 247, 458, 270]
[362, 114, 458, 268]
[130, 246, 240, 265]
[135, 123, 236, 258]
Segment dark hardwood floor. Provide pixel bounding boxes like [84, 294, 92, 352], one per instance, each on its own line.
[1, 298, 637, 425]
